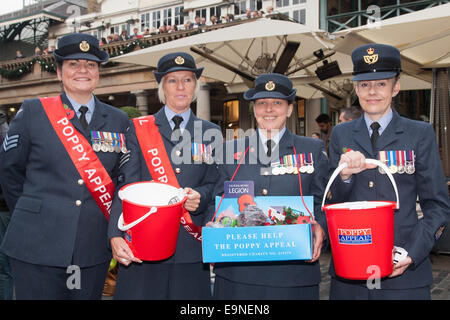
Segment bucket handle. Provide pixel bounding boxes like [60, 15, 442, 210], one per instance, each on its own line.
[321, 158, 399, 210]
[118, 206, 158, 231]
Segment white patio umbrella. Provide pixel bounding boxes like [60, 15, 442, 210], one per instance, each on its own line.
[332, 3, 450, 72]
[112, 18, 353, 100]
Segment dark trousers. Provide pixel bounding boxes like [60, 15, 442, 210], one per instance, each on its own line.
[114, 262, 212, 300]
[10, 258, 109, 300]
[0, 211, 13, 300]
[213, 276, 319, 300]
[329, 277, 431, 300]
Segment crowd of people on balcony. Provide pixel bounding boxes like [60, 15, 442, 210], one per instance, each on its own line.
[10, 7, 277, 61]
[97, 10, 264, 46]
[96, 8, 274, 46]
[13, 45, 56, 60]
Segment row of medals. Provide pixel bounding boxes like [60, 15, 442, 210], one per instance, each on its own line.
[379, 161, 415, 175]
[271, 161, 413, 175]
[192, 153, 214, 164]
[92, 138, 127, 153]
[192, 142, 214, 164]
[271, 162, 314, 175]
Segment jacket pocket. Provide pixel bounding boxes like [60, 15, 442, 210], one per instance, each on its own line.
[14, 195, 42, 214]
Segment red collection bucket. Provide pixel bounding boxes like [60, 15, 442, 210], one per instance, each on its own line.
[117, 181, 187, 261]
[321, 159, 399, 280]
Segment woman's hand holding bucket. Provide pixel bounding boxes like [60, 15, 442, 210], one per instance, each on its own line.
[183, 187, 201, 212]
[110, 237, 142, 266]
[339, 150, 377, 180]
[389, 247, 413, 278]
[389, 256, 413, 278]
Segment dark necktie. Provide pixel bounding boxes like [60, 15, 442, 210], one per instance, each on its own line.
[370, 122, 381, 150]
[172, 115, 183, 132]
[79, 106, 89, 130]
[266, 139, 275, 157]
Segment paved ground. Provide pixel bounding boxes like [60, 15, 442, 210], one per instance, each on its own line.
[430, 253, 450, 300]
[318, 249, 450, 300]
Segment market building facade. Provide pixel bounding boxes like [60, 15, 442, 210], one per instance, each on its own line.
[0, 0, 447, 144]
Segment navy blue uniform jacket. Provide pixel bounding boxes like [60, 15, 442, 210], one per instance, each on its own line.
[212, 129, 328, 287]
[108, 108, 220, 264]
[0, 93, 130, 268]
[328, 110, 449, 289]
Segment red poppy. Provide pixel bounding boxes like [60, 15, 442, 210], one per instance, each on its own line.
[66, 109, 75, 120]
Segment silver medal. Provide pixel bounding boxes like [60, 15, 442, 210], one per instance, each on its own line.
[93, 143, 101, 152]
[389, 165, 398, 174]
[272, 166, 280, 176]
[406, 163, 415, 174]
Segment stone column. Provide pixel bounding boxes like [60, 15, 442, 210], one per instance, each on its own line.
[306, 98, 322, 137]
[133, 90, 149, 116]
[196, 83, 210, 121]
[432, 68, 450, 176]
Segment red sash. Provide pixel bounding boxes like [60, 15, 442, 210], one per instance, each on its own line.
[132, 115, 202, 242]
[40, 96, 114, 221]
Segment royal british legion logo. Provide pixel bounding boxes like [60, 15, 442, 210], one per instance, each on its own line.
[338, 228, 372, 245]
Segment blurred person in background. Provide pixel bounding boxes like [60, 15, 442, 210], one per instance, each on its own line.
[338, 106, 363, 123]
[315, 113, 333, 154]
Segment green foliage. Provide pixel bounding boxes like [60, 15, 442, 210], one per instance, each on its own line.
[37, 59, 57, 73]
[0, 58, 57, 79]
[120, 106, 142, 119]
[272, 207, 311, 225]
[111, 39, 153, 57]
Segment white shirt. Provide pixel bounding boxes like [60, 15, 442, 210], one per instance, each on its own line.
[364, 108, 393, 137]
[258, 127, 286, 154]
[164, 105, 191, 131]
[67, 94, 95, 125]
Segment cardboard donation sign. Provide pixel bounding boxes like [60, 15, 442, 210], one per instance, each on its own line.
[202, 181, 314, 263]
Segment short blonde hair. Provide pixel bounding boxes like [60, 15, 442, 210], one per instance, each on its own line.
[157, 74, 200, 105]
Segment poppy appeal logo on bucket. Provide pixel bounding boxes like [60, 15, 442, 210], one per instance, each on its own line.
[338, 228, 372, 245]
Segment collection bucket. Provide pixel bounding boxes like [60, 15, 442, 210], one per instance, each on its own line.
[321, 159, 399, 280]
[118, 181, 187, 261]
